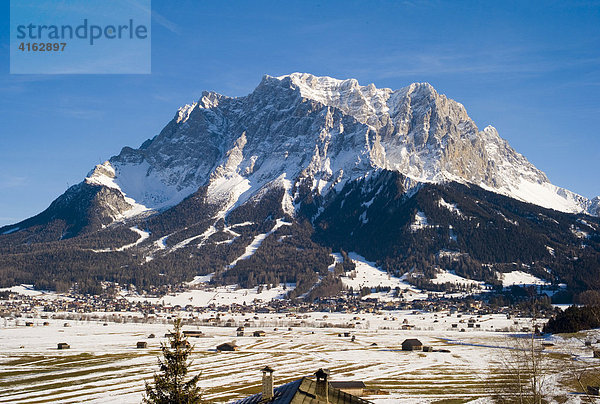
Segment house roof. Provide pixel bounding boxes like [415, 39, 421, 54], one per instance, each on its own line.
[230, 377, 373, 404]
[217, 342, 237, 348]
[329, 381, 366, 389]
[402, 338, 422, 346]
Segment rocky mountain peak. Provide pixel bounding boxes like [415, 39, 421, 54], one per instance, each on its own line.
[13, 73, 595, 233]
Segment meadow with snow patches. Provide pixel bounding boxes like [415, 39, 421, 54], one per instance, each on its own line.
[1, 310, 598, 404]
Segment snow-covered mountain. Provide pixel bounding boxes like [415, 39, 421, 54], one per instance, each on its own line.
[83, 73, 596, 224]
[1, 73, 599, 298]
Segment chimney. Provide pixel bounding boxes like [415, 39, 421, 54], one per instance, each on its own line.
[261, 366, 275, 400]
[315, 368, 330, 403]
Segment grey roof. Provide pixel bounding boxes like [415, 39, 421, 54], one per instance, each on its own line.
[329, 381, 366, 389]
[232, 379, 302, 404]
[230, 377, 372, 404]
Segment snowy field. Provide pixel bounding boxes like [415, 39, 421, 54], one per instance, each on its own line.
[1, 311, 597, 404]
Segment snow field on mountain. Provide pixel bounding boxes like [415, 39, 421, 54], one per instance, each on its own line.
[438, 198, 464, 217]
[507, 178, 586, 214]
[171, 225, 217, 251]
[0, 310, 589, 403]
[89, 227, 150, 253]
[1, 227, 19, 235]
[410, 211, 431, 231]
[85, 162, 151, 219]
[327, 253, 344, 272]
[123, 283, 295, 307]
[340, 253, 420, 294]
[227, 219, 292, 268]
[497, 271, 551, 287]
[431, 270, 483, 287]
[0, 284, 44, 297]
[70, 73, 597, 239]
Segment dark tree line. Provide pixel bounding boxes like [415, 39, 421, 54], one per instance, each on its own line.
[313, 170, 600, 295]
[0, 169, 598, 301]
[544, 305, 600, 334]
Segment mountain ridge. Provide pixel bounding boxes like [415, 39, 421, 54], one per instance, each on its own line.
[2, 73, 597, 237]
[68, 73, 597, 229]
[0, 73, 598, 299]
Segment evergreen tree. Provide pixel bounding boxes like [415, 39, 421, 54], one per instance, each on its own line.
[143, 318, 202, 404]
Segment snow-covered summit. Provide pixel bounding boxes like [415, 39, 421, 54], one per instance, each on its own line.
[266, 73, 592, 214]
[78, 73, 595, 221]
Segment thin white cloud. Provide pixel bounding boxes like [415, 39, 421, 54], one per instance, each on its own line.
[152, 9, 181, 35]
[0, 175, 28, 189]
[127, 0, 180, 34]
[304, 43, 600, 82]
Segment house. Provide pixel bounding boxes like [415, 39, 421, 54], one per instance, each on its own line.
[253, 330, 266, 337]
[232, 367, 372, 403]
[330, 381, 366, 396]
[136, 341, 148, 348]
[237, 326, 245, 336]
[183, 330, 204, 338]
[402, 338, 423, 351]
[57, 343, 70, 350]
[217, 342, 238, 352]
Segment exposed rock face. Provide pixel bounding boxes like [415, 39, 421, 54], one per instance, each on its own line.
[3, 73, 596, 239]
[589, 197, 600, 216]
[0, 182, 133, 240]
[1, 74, 599, 295]
[85, 73, 592, 221]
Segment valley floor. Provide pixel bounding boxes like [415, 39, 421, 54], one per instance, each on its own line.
[0, 311, 597, 403]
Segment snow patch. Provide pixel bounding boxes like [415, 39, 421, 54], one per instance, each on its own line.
[125, 283, 295, 307]
[438, 198, 463, 217]
[85, 162, 151, 219]
[154, 236, 168, 250]
[359, 210, 368, 224]
[228, 219, 292, 268]
[0, 284, 44, 296]
[327, 253, 343, 272]
[187, 273, 214, 285]
[280, 175, 296, 216]
[410, 211, 431, 231]
[171, 225, 217, 251]
[497, 271, 550, 287]
[431, 270, 482, 287]
[570, 225, 590, 239]
[504, 178, 586, 215]
[1, 227, 20, 235]
[92, 227, 149, 253]
[341, 253, 424, 300]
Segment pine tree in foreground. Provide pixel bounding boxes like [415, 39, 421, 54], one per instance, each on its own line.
[143, 318, 202, 404]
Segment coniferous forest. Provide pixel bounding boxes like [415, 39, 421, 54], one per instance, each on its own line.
[0, 170, 598, 300]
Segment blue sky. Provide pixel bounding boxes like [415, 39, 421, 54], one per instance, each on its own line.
[1, 0, 599, 226]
